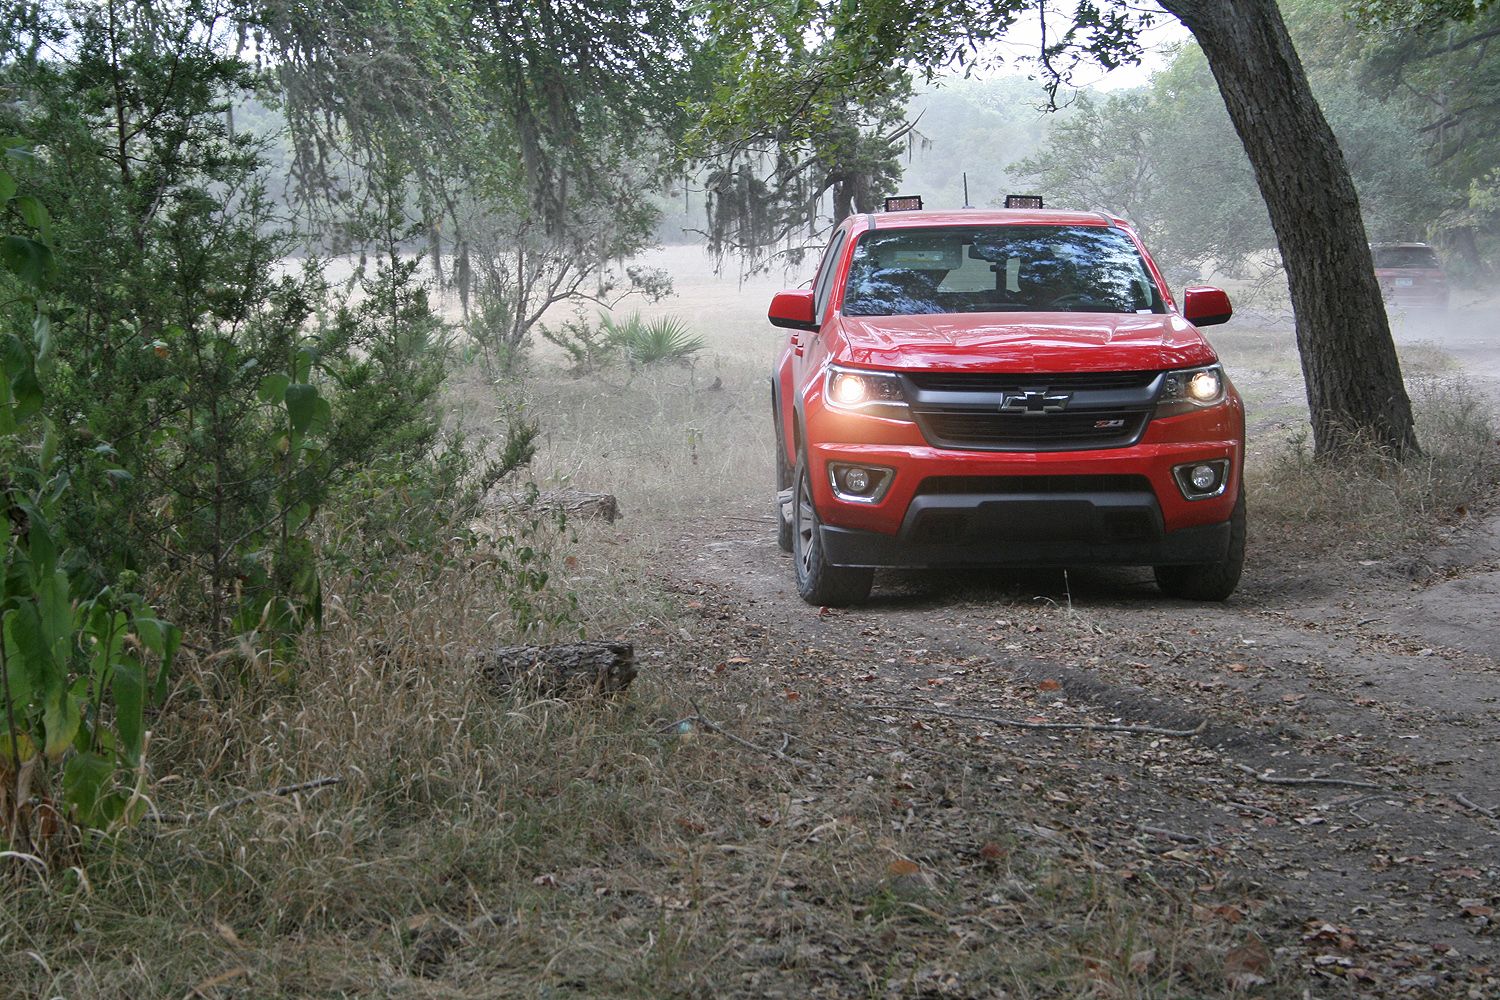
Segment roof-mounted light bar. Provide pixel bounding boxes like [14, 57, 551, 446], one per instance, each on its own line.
[883, 195, 923, 212]
[1004, 194, 1044, 209]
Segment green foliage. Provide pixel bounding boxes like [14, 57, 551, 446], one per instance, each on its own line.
[1346, 0, 1497, 28]
[540, 315, 622, 373]
[1011, 44, 1444, 283]
[1281, 0, 1500, 277]
[260, 0, 705, 342]
[1, 154, 179, 849]
[684, 0, 1163, 268]
[605, 313, 707, 368]
[486, 485, 581, 637]
[685, 42, 915, 269]
[476, 408, 541, 502]
[0, 140, 54, 285]
[0, 5, 448, 658]
[462, 202, 672, 372]
[541, 312, 706, 373]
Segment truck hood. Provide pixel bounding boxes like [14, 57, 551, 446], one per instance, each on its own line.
[835, 312, 1218, 372]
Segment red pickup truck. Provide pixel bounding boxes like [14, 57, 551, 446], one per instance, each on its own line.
[769, 203, 1245, 606]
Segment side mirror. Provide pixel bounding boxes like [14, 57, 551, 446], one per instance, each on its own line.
[1182, 285, 1232, 327]
[769, 289, 818, 331]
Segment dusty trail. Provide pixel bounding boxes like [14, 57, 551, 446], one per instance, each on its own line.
[1395, 303, 1500, 406]
[674, 497, 1500, 989]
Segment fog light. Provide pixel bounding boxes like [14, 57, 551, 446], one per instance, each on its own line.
[1173, 459, 1230, 500]
[828, 463, 894, 503]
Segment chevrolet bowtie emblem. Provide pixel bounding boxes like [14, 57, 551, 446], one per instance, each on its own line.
[1000, 389, 1072, 415]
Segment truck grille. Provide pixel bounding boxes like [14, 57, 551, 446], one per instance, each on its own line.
[916, 474, 1154, 495]
[905, 371, 1159, 393]
[902, 370, 1161, 452]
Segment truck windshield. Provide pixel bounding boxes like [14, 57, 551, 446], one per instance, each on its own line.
[841, 225, 1165, 317]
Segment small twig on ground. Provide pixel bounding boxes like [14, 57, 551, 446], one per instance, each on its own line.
[145, 776, 343, 823]
[1232, 763, 1382, 790]
[693, 716, 798, 761]
[860, 704, 1206, 738]
[1223, 799, 1277, 819]
[1455, 792, 1497, 818]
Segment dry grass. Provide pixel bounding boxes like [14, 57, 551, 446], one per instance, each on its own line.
[1249, 373, 1500, 563]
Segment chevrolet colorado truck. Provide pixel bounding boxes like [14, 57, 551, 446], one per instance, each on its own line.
[769, 202, 1245, 606]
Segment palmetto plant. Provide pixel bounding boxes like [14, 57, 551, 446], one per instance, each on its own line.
[602, 312, 705, 367]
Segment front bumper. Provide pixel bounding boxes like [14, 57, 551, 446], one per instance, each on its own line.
[819, 496, 1232, 568]
[804, 402, 1243, 569]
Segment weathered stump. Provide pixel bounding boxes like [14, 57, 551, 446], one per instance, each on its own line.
[478, 641, 636, 696]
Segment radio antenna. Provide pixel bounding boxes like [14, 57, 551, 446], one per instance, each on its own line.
[962, 172, 972, 209]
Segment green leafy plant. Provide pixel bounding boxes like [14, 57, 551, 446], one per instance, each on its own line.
[539, 315, 622, 373]
[2, 157, 178, 850]
[487, 484, 580, 636]
[602, 312, 706, 367]
[1, 9, 448, 662]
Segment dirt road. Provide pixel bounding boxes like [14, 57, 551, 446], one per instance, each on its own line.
[673, 485, 1500, 993]
[541, 252, 1500, 991]
[1395, 303, 1500, 404]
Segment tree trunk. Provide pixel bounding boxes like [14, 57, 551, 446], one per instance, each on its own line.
[1160, 0, 1418, 458]
[831, 175, 856, 225]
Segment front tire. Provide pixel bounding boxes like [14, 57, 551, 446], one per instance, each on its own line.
[1154, 488, 1246, 601]
[792, 452, 873, 606]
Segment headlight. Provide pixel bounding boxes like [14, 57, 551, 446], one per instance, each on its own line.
[1156, 364, 1226, 416]
[824, 366, 910, 420]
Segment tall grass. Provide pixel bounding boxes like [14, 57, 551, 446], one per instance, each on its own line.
[1249, 374, 1500, 560]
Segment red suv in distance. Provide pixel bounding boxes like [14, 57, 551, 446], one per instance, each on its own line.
[1372, 242, 1449, 312]
[769, 206, 1246, 606]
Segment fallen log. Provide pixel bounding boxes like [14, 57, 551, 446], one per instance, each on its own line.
[480, 488, 621, 524]
[478, 641, 636, 696]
